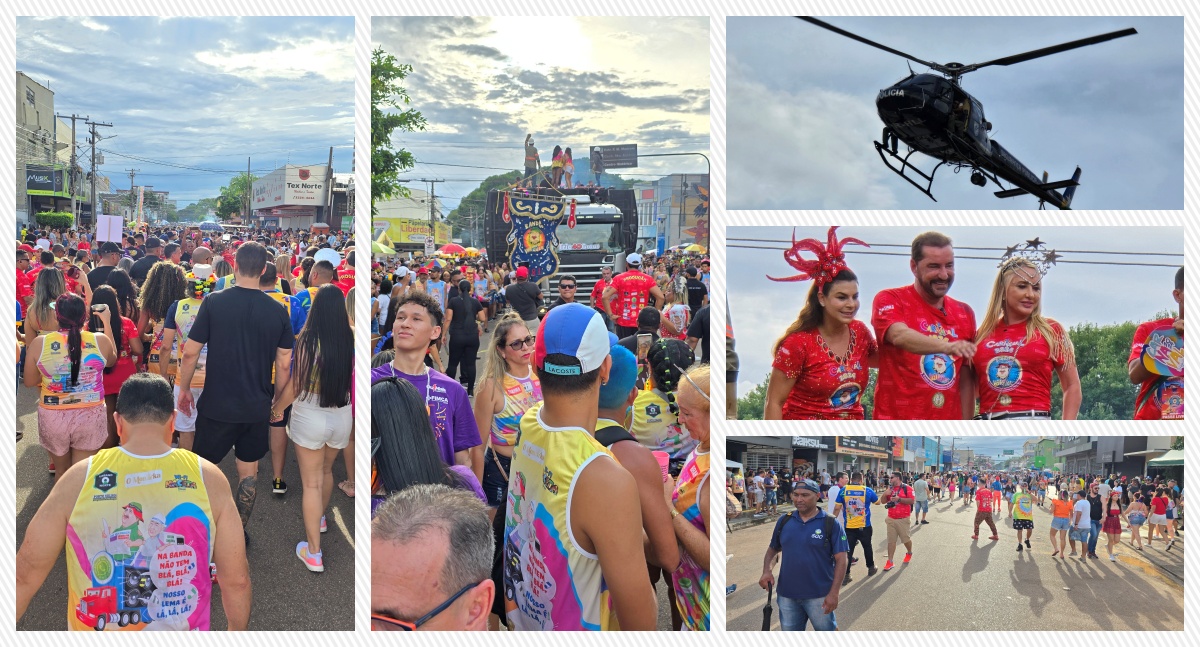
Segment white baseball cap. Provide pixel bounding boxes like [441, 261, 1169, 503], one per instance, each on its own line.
[626, 253, 643, 266]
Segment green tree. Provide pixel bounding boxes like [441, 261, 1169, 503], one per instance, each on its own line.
[215, 174, 257, 221]
[446, 171, 523, 245]
[736, 372, 769, 420]
[177, 198, 218, 222]
[372, 48, 427, 215]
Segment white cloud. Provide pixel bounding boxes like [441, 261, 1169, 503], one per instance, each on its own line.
[195, 37, 354, 83]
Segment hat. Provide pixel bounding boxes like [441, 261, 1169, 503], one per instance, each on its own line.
[626, 253, 643, 266]
[145, 237, 162, 249]
[417, 266, 429, 275]
[396, 266, 410, 278]
[795, 479, 821, 495]
[123, 502, 144, 520]
[18, 243, 34, 253]
[701, 258, 710, 264]
[99, 241, 121, 255]
[149, 514, 167, 526]
[535, 303, 611, 376]
[515, 266, 530, 279]
[684, 266, 698, 277]
[191, 264, 214, 280]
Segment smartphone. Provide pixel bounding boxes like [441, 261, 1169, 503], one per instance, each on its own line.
[636, 333, 652, 361]
[222, 234, 231, 241]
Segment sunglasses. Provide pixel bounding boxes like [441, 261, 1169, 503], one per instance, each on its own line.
[371, 581, 479, 631]
[508, 336, 535, 350]
[559, 284, 576, 289]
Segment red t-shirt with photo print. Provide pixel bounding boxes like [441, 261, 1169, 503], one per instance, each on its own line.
[972, 320, 1068, 414]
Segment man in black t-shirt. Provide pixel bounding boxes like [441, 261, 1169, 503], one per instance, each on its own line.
[176, 242, 295, 541]
[86, 242, 122, 288]
[504, 266, 542, 336]
[684, 266, 708, 313]
[686, 304, 710, 364]
[129, 236, 164, 285]
[546, 274, 579, 313]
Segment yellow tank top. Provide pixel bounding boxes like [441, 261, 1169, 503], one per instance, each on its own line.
[37, 330, 106, 409]
[631, 389, 697, 459]
[490, 370, 542, 446]
[65, 448, 215, 631]
[167, 298, 207, 387]
[503, 402, 620, 631]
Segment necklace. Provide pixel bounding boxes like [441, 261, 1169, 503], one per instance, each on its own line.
[390, 361, 432, 414]
[816, 326, 856, 367]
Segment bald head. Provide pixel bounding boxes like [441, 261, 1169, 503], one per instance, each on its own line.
[191, 247, 214, 265]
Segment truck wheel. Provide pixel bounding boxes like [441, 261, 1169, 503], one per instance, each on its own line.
[131, 614, 141, 625]
[95, 615, 106, 631]
[118, 612, 129, 627]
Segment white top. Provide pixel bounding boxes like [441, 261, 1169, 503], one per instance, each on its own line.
[1072, 499, 1092, 529]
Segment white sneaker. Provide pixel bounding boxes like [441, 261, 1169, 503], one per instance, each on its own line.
[1109, 554, 1117, 562]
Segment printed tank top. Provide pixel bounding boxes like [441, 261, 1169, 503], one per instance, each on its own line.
[37, 330, 105, 409]
[490, 369, 542, 446]
[671, 447, 710, 631]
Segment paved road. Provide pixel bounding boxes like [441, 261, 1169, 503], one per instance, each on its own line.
[727, 495, 1184, 631]
[16, 386, 356, 631]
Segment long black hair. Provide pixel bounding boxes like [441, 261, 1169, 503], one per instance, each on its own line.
[293, 284, 352, 408]
[88, 286, 125, 374]
[371, 377, 472, 494]
[54, 293, 88, 386]
[104, 268, 139, 320]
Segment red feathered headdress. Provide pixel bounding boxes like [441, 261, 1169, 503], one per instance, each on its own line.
[767, 226, 868, 290]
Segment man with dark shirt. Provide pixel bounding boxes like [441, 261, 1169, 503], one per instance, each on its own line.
[684, 266, 708, 313]
[617, 307, 661, 358]
[545, 274, 579, 313]
[129, 236, 164, 285]
[176, 242, 295, 543]
[504, 266, 542, 336]
[687, 304, 710, 364]
[86, 242, 122, 289]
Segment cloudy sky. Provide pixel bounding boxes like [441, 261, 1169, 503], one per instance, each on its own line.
[729, 225, 1183, 395]
[727, 17, 1183, 210]
[17, 16, 354, 206]
[372, 16, 710, 212]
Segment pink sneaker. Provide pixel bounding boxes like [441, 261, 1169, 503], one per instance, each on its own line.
[320, 515, 327, 534]
[296, 541, 324, 572]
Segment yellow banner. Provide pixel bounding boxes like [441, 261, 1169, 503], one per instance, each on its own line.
[372, 218, 451, 246]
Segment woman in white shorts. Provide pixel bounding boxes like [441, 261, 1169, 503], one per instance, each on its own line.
[271, 285, 354, 573]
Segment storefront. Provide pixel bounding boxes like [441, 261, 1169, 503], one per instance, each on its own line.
[791, 436, 834, 481]
[727, 436, 794, 475]
[831, 437, 892, 477]
[372, 217, 452, 254]
[251, 164, 331, 231]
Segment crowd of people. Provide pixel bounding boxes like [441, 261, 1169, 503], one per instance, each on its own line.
[370, 243, 713, 630]
[740, 466, 1184, 631]
[16, 222, 355, 629]
[762, 227, 1183, 421]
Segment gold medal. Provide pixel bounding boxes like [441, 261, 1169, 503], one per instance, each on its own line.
[932, 392, 945, 408]
[999, 394, 1012, 406]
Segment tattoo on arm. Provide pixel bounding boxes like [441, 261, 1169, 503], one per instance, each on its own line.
[236, 476, 257, 527]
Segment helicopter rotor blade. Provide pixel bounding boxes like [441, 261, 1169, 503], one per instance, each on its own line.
[796, 17, 940, 70]
[966, 28, 1137, 72]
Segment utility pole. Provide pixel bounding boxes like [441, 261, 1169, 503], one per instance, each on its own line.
[244, 157, 251, 223]
[419, 178, 444, 246]
[127, 168, 140, 223]
[86, 120, 112, 224]
[55, 113, 89, 221]
[325, 146, 334, 226]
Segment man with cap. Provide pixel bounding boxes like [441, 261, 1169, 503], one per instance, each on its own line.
[16, 247, 34, 309]
[16, 373, 251, 630]
[523, 134, 541, 184]
[504, 265, 543, 338]
[86, 241, 123, 288]
[759, 479, 848, 631]
[616, 306, 661, 361]
[603, 253, 665, 339]
[502, 303, 656, 630]
[129, 235, 164, 285]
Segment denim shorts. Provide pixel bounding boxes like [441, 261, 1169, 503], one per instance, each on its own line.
[766, 490, 778, 505]
[778, 595, 837, 631]
[1051, 517, 1071, 531]
[1128, 513, 1147, 526]
[914, 500, 929, 514]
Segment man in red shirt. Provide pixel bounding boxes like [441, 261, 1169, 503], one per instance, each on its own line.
[16, 249, 34, 309]
[871, 232, 977, 420]
[878, 472, 915, 571]
[602, 253, 664, 338]
[1128, 267, 1183, 420]
[972, 482, 1000, 540]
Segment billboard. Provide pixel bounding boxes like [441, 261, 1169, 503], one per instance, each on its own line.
[942, 450, 954, 465]
[253, 165, 329, 209]
[373, 218, 451, 247]
[26, 165, 65, 194]
[591, 143, 638, 169]
[892, 437, 905, 458]
[835, 436, 890, 459]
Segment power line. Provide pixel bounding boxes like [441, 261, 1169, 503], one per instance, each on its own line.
[727, 238, 1184, 258]
[728, 244, 1181, 268]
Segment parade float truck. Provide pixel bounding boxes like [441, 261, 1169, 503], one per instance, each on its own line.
[484, 187, 638, 302]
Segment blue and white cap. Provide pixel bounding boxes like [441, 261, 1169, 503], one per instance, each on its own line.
[535, 303, 611, 376]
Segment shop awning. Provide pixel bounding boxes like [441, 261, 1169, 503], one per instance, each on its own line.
[726, 459, 743, 470]
[1148, 449, 1184, 467]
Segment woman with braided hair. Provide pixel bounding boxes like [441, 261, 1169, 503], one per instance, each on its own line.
[971, 256, 1081, 420]
[23, 293, 116, 479]
[631, 337, 697, 462]
[137, 262, 188, 379]
[764, 227, 878, 420]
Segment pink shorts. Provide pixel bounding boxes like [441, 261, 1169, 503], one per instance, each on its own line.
[37, 404, 107, 456]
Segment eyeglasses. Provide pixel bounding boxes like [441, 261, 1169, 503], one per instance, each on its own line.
[371, 581, 479, 631]
[559, 284, 576, 289]
[507, 336, 535, 350]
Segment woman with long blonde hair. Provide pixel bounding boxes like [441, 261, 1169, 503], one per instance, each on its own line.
[472, 313, 541, 505]
[971, 257, 1081, 420]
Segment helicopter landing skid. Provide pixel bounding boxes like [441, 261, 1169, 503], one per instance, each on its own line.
[874, 141, 943, 202]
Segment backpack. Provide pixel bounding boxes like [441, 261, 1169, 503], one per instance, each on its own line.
[595, 424, 635, 448]
[771, 510, 840, 564]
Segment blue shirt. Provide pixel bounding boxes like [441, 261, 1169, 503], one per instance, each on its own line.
[835, 484, 878, 528]
[769, 509, 848, 600]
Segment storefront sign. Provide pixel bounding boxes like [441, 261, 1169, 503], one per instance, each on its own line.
[26, 165, 64, 194]
[835, 436, 890, 459]
[253, 165, 329, 209]
[792, 436, 831, 450]
[373, 218, 451, 246]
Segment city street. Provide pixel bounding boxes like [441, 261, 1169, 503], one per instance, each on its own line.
[16, 386, 356, 631]
[726, 494, 1184, 631]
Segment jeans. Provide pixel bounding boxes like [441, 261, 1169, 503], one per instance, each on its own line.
[1087, 519, 1101, 555]
[914, 500, 929, 515]
[766, 490, 778, 505]
[845, 526, 875, 571]
[778, 595, 837, 631]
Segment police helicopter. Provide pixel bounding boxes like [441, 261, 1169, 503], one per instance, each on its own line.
[798, 17, 1137, 209]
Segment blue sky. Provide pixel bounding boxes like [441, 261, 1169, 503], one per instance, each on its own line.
[17, 16, 354, 206]
[728, 225, 1183, 395]
[372, 16, 710, 213]
[727, 16, 1184, 210]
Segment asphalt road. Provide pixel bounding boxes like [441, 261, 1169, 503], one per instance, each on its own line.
[16, 385, 356, 631]
[726, 495, 1185, 631]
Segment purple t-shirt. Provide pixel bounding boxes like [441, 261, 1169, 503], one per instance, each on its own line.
[370, 363, 481, 465]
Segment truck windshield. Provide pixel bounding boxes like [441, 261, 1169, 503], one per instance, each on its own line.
[555, 222, 623, 253]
